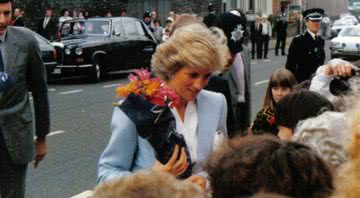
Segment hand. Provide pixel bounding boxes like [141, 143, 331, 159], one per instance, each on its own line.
[33, 138, 48, 168]
[152, 144, 189, 176]
[326, 59, 354, 77]
[185, 175, 206, 191]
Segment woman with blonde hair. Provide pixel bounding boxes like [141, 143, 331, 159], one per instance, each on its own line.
[97, 23, 227, 190]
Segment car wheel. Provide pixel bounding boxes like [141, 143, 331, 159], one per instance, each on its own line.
[88, 61, 101, 83]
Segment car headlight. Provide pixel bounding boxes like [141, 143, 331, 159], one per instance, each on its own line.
[75, 48, 83, 56]
[64, 48, 71, 55]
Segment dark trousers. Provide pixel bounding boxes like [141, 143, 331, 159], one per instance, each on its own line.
[231, 102, 250, 137]
[0, 130, 27, 198]
[275, 36, 286, 55]
[251, 39, 256, 59]
[256, 39, 263, 59]
[262, 35, 270, 58]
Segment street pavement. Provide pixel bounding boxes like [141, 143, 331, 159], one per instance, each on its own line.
[24, 41, 330, 198]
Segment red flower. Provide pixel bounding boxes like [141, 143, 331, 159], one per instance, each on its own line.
[116, 68, 180, 108]
[268, 116, 276, 125]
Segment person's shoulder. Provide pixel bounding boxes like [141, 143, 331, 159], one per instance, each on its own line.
[293, 33, 303, 40]
[8, 26, 38, 47]
[291, 33, 306, 45]
[7, 26, 35, 39]
[199, 90, 226, 102]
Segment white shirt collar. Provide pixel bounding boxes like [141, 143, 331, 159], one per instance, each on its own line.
[307, 29, 318, 40]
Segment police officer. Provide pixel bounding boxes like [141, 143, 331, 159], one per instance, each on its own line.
[286, 8, 325, 83]
[203, 3, 216, 27]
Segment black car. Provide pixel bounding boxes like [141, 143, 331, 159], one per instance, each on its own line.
[32, 31, 58, 78]
[52, 17, 158, 82]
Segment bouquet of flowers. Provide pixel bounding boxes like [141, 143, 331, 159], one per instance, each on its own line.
[116, 69, 192, 178]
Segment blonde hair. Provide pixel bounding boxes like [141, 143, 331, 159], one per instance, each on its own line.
[209, 27, 231, 71]
[334, 99, 360, 198]
[168, 14, 201, 36]
[92, 171, 204, 198]
[152, 23, 226, 81]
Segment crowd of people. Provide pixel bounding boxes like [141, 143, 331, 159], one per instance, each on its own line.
[95, 6, 360, 198]
[1, 0, 360, 197]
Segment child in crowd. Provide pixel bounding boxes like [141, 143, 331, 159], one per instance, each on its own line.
[251, 69, 297, 135]
[275, 90, 335, 140]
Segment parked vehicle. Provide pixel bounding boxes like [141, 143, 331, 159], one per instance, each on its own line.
[330, 15, 358, 38]
[52, 17, 157, 82]
[32, 31, 58, 78]
[330, 25, 360, 61]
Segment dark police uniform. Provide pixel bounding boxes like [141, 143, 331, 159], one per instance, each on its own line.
[285, 8, 325, 82]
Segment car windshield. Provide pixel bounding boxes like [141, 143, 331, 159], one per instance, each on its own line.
[60, 20, 110, 37]
[339, 26, 360, 36]
[333, 16, 358, 27]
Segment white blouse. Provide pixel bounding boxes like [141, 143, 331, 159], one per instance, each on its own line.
[170, 101, 199, 170]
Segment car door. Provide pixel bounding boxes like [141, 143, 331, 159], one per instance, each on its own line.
[135, 21, 157, 68]
[121, 18, 142, 69]
[109, 19, 127, 71]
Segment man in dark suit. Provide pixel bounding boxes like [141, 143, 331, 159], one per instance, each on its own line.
[12, 7, 24, 26]
[203, 3, 216, 27]
[286, 8, 325, 83]
[208, 11, 251, 136]
[275, 13, 288, 56]
[250, 15, 263, 59]
[0, 0, 50, 197]
[37, 8, 57, 41]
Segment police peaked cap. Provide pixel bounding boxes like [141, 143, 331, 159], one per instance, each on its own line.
[143, 11, 151, 18]
[303, 8, 324, 21]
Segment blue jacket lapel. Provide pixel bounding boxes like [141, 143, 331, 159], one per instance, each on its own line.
[195, 91, 212, 162]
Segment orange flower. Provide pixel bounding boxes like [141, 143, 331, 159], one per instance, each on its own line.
[144, 80, 160, 96]
[115, 69, 179, 108]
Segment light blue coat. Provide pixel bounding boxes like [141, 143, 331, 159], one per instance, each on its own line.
[97, 90, 227, 183]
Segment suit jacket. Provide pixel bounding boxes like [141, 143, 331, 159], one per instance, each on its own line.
[37, 17, 57, 41]
[250, 22, 263, 41]
[221, 46, 251, 134]
[13, 16, 25, 27]
[286, 31, 325, 82]
[275, 20, 288, 38]
[0, 26, 50, 164]
[205, 74, 235, 134]
[97, 90, 227, 183]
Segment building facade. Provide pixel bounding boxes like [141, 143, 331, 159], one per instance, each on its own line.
[15, 0, 305, 31]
